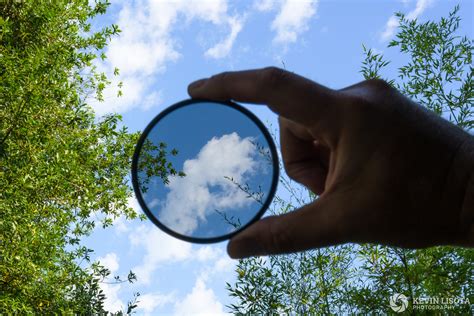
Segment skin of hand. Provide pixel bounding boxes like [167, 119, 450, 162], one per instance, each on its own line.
[188, 67, 474, 259]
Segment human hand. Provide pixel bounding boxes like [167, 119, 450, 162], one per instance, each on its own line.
[188, 67, 474, 258]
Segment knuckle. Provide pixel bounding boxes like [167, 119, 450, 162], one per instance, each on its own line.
[260, 66, 288, 90]
[263, 216, 294, 254]
[211, 71, 232, 83]
[207, 71, 233, 98]
[339, 95, 377, 127]
[350, 94, 374, 109]
[365, 78, 392, 90]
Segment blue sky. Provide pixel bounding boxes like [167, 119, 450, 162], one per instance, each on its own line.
[85, 0, 473, 314]
[138, 101, 274, 239]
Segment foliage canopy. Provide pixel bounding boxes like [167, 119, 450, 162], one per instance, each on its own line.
[0, 0, 141, 313]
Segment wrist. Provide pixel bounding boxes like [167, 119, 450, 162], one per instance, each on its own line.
[452, 134, 474, 246]
[459, 136, 474, 246]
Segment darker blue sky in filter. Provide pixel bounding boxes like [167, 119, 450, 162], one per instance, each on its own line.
[145, 101, 269, 176]
[139, 101, 275, 238]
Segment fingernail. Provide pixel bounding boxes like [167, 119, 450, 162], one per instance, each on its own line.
[188, 78, 207, 91]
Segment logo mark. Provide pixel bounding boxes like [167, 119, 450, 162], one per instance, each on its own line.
[390, 293, 408, 313]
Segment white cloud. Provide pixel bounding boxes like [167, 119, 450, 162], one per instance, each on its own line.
[158, 133, 259, 236]
[205, 16, 244, 59]
[111, 196, 140, 234]
[167, 250, 235, 316]
[129, 224, 192, 285]
[107, 2, 181, 76]
[254, 0, 276, 12]
[194, 246, 236, 282]
[195, 245, 221, 262]
[127, 194, 140, 212]
[97, 253, 124, 313]
[380, 15, 400, 42]
[98, 252, 120, 273]
[184, 0, 228, 24]
[112, 215, 129, 234]
[137, 292, 175, 315]
[213, 256, 235, 273]
[92, 0, 243, 115]
[174, 276, 228, 316]
[142, 90, 164, 111]
[380, 0, 433, 41]
[406, 0, 432, 20]
[193, 245, 236, 273]
[271, 0, 318, 44]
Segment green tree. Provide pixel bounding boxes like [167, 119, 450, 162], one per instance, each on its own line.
[227, 183, 355, 315]
[0, 0, 175, 313]
[228, 5, 473, 315]
[349, 5, 473, 314]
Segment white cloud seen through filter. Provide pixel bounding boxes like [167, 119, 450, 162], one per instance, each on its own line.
[159, 132, 259, 236]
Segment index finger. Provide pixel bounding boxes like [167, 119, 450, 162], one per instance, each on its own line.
[188, 67, 344, 128]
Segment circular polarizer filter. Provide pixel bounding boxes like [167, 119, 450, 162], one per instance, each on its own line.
[131, 99, 279, 243]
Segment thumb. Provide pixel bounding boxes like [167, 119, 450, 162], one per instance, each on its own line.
[227, 195, 347, 258]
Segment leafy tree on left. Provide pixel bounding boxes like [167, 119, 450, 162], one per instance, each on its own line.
[0, 0, 171, 313]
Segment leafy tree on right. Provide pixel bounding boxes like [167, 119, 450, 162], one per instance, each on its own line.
[227, 5, 473, 315]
